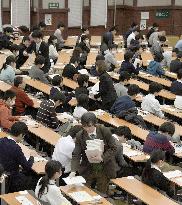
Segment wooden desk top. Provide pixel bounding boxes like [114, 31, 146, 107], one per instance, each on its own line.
[161, 105, 182, 120]
[63, 77, 78, 90]
[111, 177, 179, 205]
[165, 71, 177, 80]
[0, 192, 39, 205]
[60, 185, 112, 205]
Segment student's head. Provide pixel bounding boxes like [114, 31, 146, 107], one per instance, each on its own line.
[48, 35, 57, 45]
[81, 112, 97, 134]
[153, 23, 159, 31]
[2, 55, 16, 70]
[22, 36, 31, 47]
[18, 25, 29, 34]
[52, 75, 63, 87]
[158, 36, 166, 44]
[115, 126, 132, 142]
[34, 55, 45, 68]
[10, 122, 28, 143]
[127, 84, 140, 98]
[159, 122, 175, 137]
[31, 30, 43, 44]
[14, 76, 26, 89]
[77, 94, 89, 109]
[133, 28, 140, 35]
[177, 69, 182, 80]
[57, 22, 65, 31]
[38, 160, 62, 198]
[77, 74, 89, 88]
[0, 164, 4, 183]
[177, 52, 182, 60]
[148, 82, 163, 96]
[81, 34, 89, 44]
[3, 27, 13, 35]
[70, 57, 79, 67]
[153, 52, 164, 62]
[124, 52, 133, 63]
[10, 44, 19, 57]
[119, 71, 130, 84]
[49, 90, 66, 107]
[109, 26, 118, 35]
[67, 125, 83, 140]
[131, 22, 138, 29]
[81, 26, 89, 35]
[3, 90, 16, 107]
[38, 21, 47, 31]
[96, 60, 107, 74]
[172, 48, 179, 58]
[95, 55, 105, 62]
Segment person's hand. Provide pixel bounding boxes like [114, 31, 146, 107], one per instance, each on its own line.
[23, 51, 29, 56]
[69, 172, 76, 178]
[29, 151, 37, 157]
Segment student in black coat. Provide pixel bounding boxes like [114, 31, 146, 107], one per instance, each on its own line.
[27, 30, 50, 73]
[75, 74, 89, 100]
[0, 122, 34, 192]
[94, 60, 117, 110]
[170, 52, 182, 74]
[142, 149, 174, 198]
[170, 69, 182, 95]
[0, 27, 14, 50]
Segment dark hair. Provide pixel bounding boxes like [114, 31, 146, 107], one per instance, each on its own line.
[81, 26, 89, 33]
[14, 76, 23, 87]
[81, 35, 88, 42]
[31, 25, 39, 32]
[177, 52, 182, 59]
[131, 22, 137, 28]
[172, 48, 179, 54]
[67, 125, 83, 139]
[159, 122, 175, 136]
[52, 75, 62, 86]
[72, 47, 83, 59]
[3, 90, 16, 101]
[10, 44, 19, 52]
[38, 160, 62, 198]
[127, 84, 140, 96]
[154, 52, 164, 62]
[34, 55, 45, 65]
[96, 55, 105, 62]
[22, 36, 30, 43]
[96, 60, 107, 74]
[133, 28, 140, 33]
[124, 52, 133, 61]
[142, 149, 165, 181]
[10, 122, 28, 136]
[119, 71, 130, 82]
[0, 164, 4, 177]
[177, 69, 182, 79]
[49, 90, 66, 104]
[109, 26, 118, 32]
[153, 23, 159, 28]
[57, 22, 65, 29]
[32, 30, 43, 39]
[39, 21, 47, 28]
[81, 112, 97, 127]
[159, 36, 166, 42]
[114, 126, 132, 140]
[3, 27, 13, 34]
[48, 35, 57, 45]
[18, 25, 29, 33]
[70, 57, 79, 64]
[148, 82, 163, 94]
[77, 94, 89, 109]
[1, 55, 16, 70]
[77, 74, 89, 87]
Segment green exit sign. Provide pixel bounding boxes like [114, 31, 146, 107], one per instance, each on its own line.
[156, 10, 170, 18]
[48, 2, 59, 9]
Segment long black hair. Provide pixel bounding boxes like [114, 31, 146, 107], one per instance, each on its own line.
[48, 35, 57, 46]
[38, 160, 62, 198]
[1, 55, 16, 70]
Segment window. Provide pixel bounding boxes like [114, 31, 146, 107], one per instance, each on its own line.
[84, 0, 89, 6]
[175, 0, 182, 5]
[124, 0, 133, 6]
[137, 0, 171, 7]
[108, 0, 123, 6]
[2, 0, 10, 8]
[42, 0, 65, 9]
[32, 0, 39, 8]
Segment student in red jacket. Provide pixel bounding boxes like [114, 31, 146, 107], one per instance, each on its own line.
[11, 76, 34, 115]
[0, 90, 19, 130]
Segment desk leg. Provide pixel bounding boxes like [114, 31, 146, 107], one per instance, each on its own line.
[35, 137, 40, 151]
[1, 179, 6, 205]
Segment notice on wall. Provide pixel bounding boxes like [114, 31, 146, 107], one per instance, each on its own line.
[45, 14, 52, 25]
[141, 12, 149, 20]
[140, 19, 147, 30]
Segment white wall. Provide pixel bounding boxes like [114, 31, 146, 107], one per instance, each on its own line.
[124, 0, 133, 6]
[175, 0, 182, 5]
[137, 0, 171, 7]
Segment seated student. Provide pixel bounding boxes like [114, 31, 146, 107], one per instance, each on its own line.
[9, 44, 20, 59]
[142, 149, 174, 198]
[132, 46, 143, 69]
[120, 52, 139, 75]
[54, 22, 65, 50]
[129, 34, 143, 52]
[141, 82, 164, 118]
[62, 57, 79, 80]
[11, 76, 34, 115]
[104, 48, 119, 71]
[0, 27, 13, 50]
[0, 55, 16, 85]
[94, 60, 117, 111]
[75, 74, 89, 99]
[114, 71, 130, 97]
[73, 94, 89, 119]
[52, 125, 83, 175]
[143, 122, 175, 156]
[90, 54, 105, 77]
[170, 52, 182, 73]
[36, 90, 66, 131]
[0, 122, 34, 192]
[150, 35, 166, 55]
[77, 34, 90, 54]
[71, 47, 87, 69]
[48, 35, 59, 64]
[111, 84, 140, 116]
[35, 160, 71, 205]
[76, 26, 89, 45]
[146, 23, 159, 42]
[161, 47, 178, 69]
[146, 52, 165, 76]
[16, 36, 31, 69]
[127, 28, 140, 48]
[27, 30, 50, 73]
[0, 90, 19, 130]
[28, 55, 49, 84]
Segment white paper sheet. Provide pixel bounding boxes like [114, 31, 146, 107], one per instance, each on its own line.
[63, 176, 86, 185]
[163, 170, 182, 179]
[69, 191, 93, 202]
[16, 196, 34, 205]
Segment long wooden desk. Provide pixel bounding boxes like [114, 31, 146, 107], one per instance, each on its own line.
[111, 177, 179, 205]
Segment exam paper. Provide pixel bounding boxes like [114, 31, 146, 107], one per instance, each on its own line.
[16, 196, 34, 205]
[163, 170, 182, 179]
[69, 191, 93, 203]
[63, 176, 86, 185]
